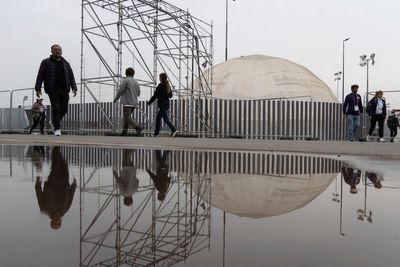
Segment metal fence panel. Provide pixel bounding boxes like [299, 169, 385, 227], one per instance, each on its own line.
[1, 98, 353, 140]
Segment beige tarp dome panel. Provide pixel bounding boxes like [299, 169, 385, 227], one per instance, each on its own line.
[208, 54, 338, 102]
[196, 173, 336, 218]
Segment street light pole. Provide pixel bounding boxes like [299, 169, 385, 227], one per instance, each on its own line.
[334, 72, 342, 100]
[22, 96, 28, 110]
[225, 0, 236, 61]
[225, 0, 229, 61]
[342, 38, 350, 103]
[359, 53, 375, 104]
[366, 61, 369, 103]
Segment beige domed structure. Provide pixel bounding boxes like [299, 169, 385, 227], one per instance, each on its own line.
[196, 172, 336, 218]
[209, 54, 338, 102]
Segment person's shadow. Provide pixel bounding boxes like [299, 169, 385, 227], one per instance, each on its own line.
[113, 149, 139, 207]
[35, 146, 76, 230]
[146, 150, 171, 202]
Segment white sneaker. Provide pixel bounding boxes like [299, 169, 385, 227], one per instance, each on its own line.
[171, 131, 179, 138]
[54, 129, 61, 136]
[379, 138, 385, 142]
[366, 135, 370, 142]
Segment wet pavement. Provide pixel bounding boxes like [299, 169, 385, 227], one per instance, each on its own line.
[0, 145, 399, 267]
[0, 134, 400, 158]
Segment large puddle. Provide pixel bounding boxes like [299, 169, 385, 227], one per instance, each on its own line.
[0, 145, 399, 267]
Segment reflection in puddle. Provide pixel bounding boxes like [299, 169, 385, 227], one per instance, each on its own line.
[35, 147, 76, 230]
[0, 145, 399, 267]
[198, 154, 340, 218]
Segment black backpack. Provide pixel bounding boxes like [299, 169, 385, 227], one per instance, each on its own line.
[387, 115, 399, 128]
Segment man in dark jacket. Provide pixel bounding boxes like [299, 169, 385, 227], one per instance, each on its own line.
[343, 84, 363, 141]
[35, 146, 76, 230]
[35, 44, 77, 136]
[341, 166, 361, 194]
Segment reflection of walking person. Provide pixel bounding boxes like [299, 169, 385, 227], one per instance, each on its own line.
[113, 68, 143, 136]
[147, 73, 178, 137]
[35, 147, 76, 230]
[341, 166, 361, 194]
[34, 44, 77, 136]
[29, 98, 46, 134]
[387, 110, 399, 143]
[146, 150, 171, 201]
[366, 90, 386, 142]
[113, 149, 139, 206]
[343, 84, 363, 141]
[27, 145, 46, 172]
[365, 172, 383, 189]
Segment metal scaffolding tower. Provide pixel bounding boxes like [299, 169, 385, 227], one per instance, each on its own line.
[79, 149, 211, 266]
[81, 0, 214, 133]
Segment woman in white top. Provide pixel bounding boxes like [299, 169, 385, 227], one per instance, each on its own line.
[366, 90, 386, 142]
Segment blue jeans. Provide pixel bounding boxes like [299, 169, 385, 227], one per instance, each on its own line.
[347, 115, 360, 140]
[154, 108, 176, 135]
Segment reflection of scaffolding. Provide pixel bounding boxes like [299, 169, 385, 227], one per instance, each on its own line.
[80, 149, 211, 266]
[81, 0, 214, 132]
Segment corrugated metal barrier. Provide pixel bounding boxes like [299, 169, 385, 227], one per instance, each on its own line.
[0, 99, 364, 140]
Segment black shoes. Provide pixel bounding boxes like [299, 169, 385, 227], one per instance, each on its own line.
[135, 126, 143, 135]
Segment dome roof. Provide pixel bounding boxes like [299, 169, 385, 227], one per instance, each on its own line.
[209, 54, 338, 102]
[195, 172, 336, 218]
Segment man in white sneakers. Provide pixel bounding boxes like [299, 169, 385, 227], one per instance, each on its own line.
[35, 44, 77, 136]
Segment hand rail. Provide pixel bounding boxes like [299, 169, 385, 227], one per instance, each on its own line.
[9, 87, 35, 132]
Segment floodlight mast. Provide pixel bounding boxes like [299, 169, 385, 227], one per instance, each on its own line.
[359, 53, 376, 103]
[341, 38, 350, 103]
[334, 71, 342, 99]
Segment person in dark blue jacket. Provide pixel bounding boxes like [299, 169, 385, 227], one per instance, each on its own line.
[387, 110, 399, 143]
[147, 73, 178, 137]
[343, 84, 363, 141]
[366, 90, 386, 142]
[341, 165, 361, 194]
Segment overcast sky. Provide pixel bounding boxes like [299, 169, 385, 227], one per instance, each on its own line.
[1, 0, 400, 108]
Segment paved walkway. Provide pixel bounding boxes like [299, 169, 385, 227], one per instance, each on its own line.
[0, 134, 399, 158]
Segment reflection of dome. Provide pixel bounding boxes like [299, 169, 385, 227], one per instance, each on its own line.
[209, 54, 337, 102]
[199, 173, 336, 218]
